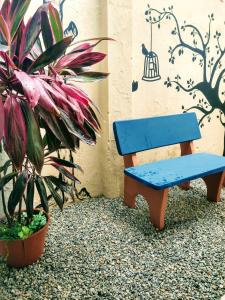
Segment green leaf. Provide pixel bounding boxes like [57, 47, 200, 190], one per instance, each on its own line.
[70, 71, 109, 82]
[19, 6, 43, 63]
[38, 107, 76, 149]
[21, 102, 44, 174]
[49, 3, 63, 43]
[11, 0, 31, 41]
[0, 172, 18, 190]
[43, 124, 61, 153]
[51, 163, 80, 183]
[46, 176, 73, 194]
[35, 176, 49, 213]
[44, 177, 63, 210]
[8, 170, 29, 216]
[0, 159, 12, 175]
[29, 36, 72, 73]
[26, 177, 34, 219]
[48, 156, 83, 172]
[41, 10, 53, 49]
[60, 110, 94, 145]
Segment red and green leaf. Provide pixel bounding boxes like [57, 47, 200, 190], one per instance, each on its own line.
[72, 71, 109, 82]
[44, 176, 63, 210]
[70, 37, 113, 50]
[41, 10, 53, 49]
[11, 0, 31, 41]
[0, 99, 4, 142]
[14, 70, 40, 108]
[0, 172, 18, 190]
[47, 156, 83, 172]
[1, 0, 10, 24]
[8, 170, 29, 216]
[4, 95, 27, 170]
[21, 101, 44, 174]
[34, 78, 60, 115]
[28, 36, 73, 73]
[49, 3, 63, 43]
[60, 83, 89, 106]
[19, 6, 44, 64]
[50, 162, 80, 183]
[46, 175, 73, 194]
[35, 175, 49, 213]
[0, 13, 10, 44]
[26, 176, 34, 218]
[66, 52, 106, 69]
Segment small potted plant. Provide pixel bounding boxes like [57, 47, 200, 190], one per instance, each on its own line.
[0, 0, 109, 267]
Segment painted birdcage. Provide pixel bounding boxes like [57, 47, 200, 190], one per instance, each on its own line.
[142, 51, 161, 82]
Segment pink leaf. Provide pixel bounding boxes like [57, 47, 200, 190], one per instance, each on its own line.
[4, 95, 27, 170]
[50, 82, 83, 116]
[54, 43, 92, 71]
[42, 80, 83, 116]
[1, 0, 10, 24]
[0, 12, 10, 44]
[70, 43, 92, 53]
[67, 52, 106, 69]
[0, 51, 17, 69]
[14, 70, 40, 108]
[33, 78, 60, 116]
[60, 84, 89, 106]
[0, 99, 4, 142]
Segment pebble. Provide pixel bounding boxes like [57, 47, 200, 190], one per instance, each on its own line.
[0, 180, 225, 299]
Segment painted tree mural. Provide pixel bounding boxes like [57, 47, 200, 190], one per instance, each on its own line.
[145, 5, 225, 154]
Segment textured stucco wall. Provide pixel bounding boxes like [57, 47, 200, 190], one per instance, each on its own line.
[0, 0, 224, 210]
[131, 0, 224, 168]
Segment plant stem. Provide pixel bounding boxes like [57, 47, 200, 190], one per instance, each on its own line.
[1, 187, 11, 227]
[17, 196, 24, 223]
[58, 150, 65, 204]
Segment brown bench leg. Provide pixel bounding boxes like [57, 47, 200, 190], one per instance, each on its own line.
[203, 171, 225, 202]
[142, 187, 169, 230]
[124, 175, 137, 208]
[179, 141, 194, 191]
[124, 174, 169, 230]
[179, 182, 191, 190]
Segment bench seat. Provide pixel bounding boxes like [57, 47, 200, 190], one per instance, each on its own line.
[125, 153, 225, 190]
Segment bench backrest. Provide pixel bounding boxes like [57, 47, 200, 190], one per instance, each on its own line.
[113, 113, 201, 156]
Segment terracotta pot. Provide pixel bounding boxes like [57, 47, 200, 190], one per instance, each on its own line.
[0, 211, 49, 268]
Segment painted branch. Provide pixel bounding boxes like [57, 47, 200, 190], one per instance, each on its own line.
[171, 80, 199, 93]
[184, 24, 205, 47]
[210, 49, 225, 85]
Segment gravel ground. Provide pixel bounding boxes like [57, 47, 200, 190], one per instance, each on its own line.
[1, 180, 225, 300]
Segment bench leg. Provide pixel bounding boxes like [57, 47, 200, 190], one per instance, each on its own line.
[203, 171, 225, 202]
[179, 182, 191, 190]
[124, 175, 137, 208]
[142, 187, 169, 230]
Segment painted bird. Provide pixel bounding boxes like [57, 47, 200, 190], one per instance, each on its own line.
[142, 43, 149, 56]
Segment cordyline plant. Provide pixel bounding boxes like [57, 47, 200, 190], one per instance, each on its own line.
[0, 0, 109, 231]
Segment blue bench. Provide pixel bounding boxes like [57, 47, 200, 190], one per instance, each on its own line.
[113, 113, 225, 230]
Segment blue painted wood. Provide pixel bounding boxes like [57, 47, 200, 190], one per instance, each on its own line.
[113, 113, 201, 155]
[125, 153, 225, 190]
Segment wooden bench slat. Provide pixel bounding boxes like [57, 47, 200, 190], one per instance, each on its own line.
[113, 113, 201, 156]
[125, 153, 225, 190]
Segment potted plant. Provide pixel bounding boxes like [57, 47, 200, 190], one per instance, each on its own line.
[0, 0, 108, 267]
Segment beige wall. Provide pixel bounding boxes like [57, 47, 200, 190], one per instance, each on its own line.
[1, 0, 225, 209]
[131, 0, 225, 168]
